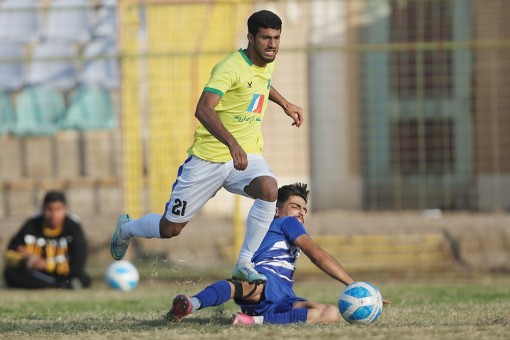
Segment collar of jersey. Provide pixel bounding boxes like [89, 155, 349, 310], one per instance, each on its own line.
[238, 48, 253, 66]
[238, 48, 268, 72]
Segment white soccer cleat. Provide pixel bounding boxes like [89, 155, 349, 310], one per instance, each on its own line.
[110, 214, 131, 260]
[232, 263, 267, 284]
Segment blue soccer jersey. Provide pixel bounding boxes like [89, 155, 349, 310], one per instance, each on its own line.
[252, 216, 307, 282]
[239, 216, 309, 316]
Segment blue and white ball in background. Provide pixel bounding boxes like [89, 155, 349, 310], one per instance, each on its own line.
[339, 281, 383, 324]
[105, 260, 140, 291]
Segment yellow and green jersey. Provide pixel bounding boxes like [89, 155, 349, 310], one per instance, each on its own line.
[187, 49, 275, 162]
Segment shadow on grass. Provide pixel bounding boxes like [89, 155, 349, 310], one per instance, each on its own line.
[134, 315, 232, 329]
[130, 304, 233, 329]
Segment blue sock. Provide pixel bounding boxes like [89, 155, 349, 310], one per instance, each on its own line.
[193, 280, 232, 309]
[263, 308, 308, 324]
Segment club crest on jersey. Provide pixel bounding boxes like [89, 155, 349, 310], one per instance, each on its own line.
[247, 94, 265, 113]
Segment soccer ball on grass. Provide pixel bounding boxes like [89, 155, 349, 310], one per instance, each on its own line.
[105, 260, 140, 291]
[338, 281, 383, 324]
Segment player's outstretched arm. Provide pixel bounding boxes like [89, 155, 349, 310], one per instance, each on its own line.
[268, 86, 303, 127]
[195, 91, 248, 170]
[295, 235, 391, 305]
[295, 234, 355, 286]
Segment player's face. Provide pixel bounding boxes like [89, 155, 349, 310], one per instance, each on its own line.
[276, 195, 308, 224]
[249, 28, 281, 65]
[43, 201, 67, 229]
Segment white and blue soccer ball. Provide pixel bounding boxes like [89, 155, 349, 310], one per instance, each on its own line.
[105, 260, 140, 291]
[339, 281, 383, 324]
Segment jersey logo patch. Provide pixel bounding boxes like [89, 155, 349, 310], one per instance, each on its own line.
[247, 94, 265, 113]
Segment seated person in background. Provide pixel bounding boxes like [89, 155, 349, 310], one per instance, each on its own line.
[166, 183, 390, 325]
[3, 191, 91, 289]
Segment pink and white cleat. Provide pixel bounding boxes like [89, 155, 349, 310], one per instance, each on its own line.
[166, 294, 193, 321]
[231, 312, 256, 326]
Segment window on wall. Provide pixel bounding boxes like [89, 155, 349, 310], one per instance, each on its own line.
[389, 0, 453, 99]
[391, 118, 455, 176]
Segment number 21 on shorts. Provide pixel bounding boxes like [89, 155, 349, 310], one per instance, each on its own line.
[171, 199, 187, 216]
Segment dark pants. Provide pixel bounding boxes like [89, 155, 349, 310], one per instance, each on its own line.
[3, 267, 91, 289]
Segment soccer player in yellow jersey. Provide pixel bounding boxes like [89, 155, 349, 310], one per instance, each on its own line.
[111, 10, 303, 283]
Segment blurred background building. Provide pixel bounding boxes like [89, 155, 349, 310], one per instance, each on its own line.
[0, 0, 509, 221]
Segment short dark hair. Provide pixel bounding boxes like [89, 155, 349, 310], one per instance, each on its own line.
[43, 191, 67, 207]
[247, 10, 282, 36]
[277, 183, 309, 207]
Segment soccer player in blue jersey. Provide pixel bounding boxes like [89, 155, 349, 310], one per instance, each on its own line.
[166, 183, 389, 325]
[110, 10, 303, 284]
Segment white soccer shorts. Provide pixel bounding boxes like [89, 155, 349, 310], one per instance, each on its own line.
[164, 154, 275, 223]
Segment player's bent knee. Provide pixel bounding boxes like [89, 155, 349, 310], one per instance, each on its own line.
[260, 177, 278, 201]
[227, 279, 264, 303]
[245, 176, 278, 201]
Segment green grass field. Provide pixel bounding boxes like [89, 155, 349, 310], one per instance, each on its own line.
[1, 266, 509, 339]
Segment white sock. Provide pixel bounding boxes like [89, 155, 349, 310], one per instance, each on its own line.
[121, 213, 161, 239]
[190, 297, 201, 313]
[253, 315, 264, 324]
[237, 199, 276, 265]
